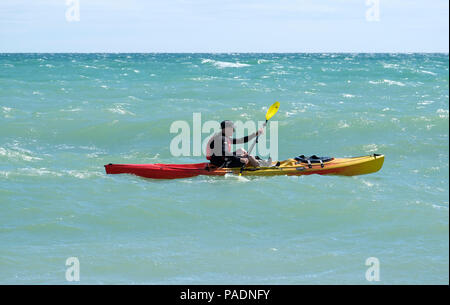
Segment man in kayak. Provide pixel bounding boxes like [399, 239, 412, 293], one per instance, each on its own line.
[206, 120, 264, 168]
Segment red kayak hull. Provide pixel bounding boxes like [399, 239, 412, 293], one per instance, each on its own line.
[104, 162, 213, 179]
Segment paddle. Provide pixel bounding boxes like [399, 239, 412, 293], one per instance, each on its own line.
[240, 101, 280, 174]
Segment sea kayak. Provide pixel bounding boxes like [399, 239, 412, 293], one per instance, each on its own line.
[104, 154, 384, 180]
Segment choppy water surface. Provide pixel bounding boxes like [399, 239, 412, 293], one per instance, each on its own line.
[0, 53, 448, 284]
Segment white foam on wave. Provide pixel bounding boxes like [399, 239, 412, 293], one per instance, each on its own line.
[384, 79, 405, 86]
[64, 170, 103, 179]
[420, 70, 437, 76]
[5, 167, 103, 179]
[382, 63, 399, 69]
[30, 168, 62, 177]
[369, 79, 406, 86]
[414, 200, 450, 211]
[342, 94, 355, 98]
[363, 144, 378, 153]
[361, 179, 375, 187]
[201, 59, 250, 68]
[0, 147, 42, 162]
[431, 204, 448, 211]
[12, 167, 63, 177]
[224, 173, 249, 182]
[285, 111, 296, 117]
[107, 104, 135, 116]
[338, 120, 350, 128]
[127, 95, 143, 101]
[2, 106, 12, 113]
[60, 108, 82, 112]
[189, 76, 218, 81]
[436, 109, 449, 118]
[417, 100, 434, 105]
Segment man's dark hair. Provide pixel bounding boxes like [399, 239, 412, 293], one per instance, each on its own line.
[220, 120, 235, 130]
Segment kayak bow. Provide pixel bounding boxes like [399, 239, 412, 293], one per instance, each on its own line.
[105, 154, 384, 180]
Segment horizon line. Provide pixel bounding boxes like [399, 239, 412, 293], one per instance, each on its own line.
[1, 51, 449, 54]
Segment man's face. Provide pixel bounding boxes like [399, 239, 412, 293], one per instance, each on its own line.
[224, 126, 234, 137]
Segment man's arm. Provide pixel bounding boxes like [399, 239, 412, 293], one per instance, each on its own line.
[232, 131, 259, 144]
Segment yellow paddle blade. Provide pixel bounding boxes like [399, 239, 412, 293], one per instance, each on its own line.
[265, 101, 280, 121]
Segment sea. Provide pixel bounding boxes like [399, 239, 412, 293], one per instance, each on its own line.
[0, 53, 448, 284]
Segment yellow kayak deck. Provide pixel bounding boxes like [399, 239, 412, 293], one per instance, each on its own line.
[227, 154, 384, 177]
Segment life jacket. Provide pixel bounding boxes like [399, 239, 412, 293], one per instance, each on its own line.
[206, 134, 231, 160]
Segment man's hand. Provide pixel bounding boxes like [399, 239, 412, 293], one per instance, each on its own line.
[257, 128, 264, 136]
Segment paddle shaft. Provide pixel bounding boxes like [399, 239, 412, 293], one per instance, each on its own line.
[247, 120, 267, 155]
[238, 101, 279, 175]
[239, 120, 267, 174]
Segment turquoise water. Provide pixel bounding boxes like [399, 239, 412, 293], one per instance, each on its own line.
[0, 53, 448, 284]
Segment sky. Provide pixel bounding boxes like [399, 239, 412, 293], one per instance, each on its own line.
[0, 0, 448, 52]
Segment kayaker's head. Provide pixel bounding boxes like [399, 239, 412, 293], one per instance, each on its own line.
[220, 120, 235, 137]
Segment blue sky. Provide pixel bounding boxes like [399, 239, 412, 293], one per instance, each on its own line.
[0, 0, 448, 52]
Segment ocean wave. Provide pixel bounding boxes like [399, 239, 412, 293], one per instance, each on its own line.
[363, 144, 378, 153]
[107, 104, 135, 116]
[436, 109, 449, 118]
[1, 167, 104, 179]
[360, 179, 375, 187]
[63, 170, 103, 179]
[127, 95, 143, 101]
[417, 100, 434, 106]
[201, 59, 250, 68]
[419, 70, 437, 76]
[0, 147, 42, 162]
[83, 65, 99, 69]
[189, 76, 218, 81]
[60, 107, 82, 112]
[369, 79, 406, 86]
[342, 94, 355, 98]
[17, 168, 63, 177]
[382, 63, 400, 69]
[2, 106, 12, 113]
[338, 120, 350, 128]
